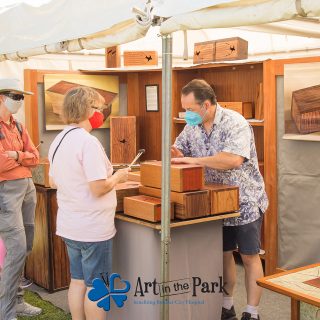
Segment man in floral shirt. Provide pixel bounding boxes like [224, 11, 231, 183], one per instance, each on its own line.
[172, 79, 268, 320]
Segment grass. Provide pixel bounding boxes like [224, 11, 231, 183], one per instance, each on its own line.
[18, 290, 71, 320]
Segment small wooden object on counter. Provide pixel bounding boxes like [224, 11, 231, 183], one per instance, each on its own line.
[140, 161, 204, 192]
[291, 84, 320, 134]
[123, 51, 158, 67]
[123, 195, 174, 222]
[105, 46, 121, 68]
[255, 82, 264, 120]
[193, 40, 216, 64]
[219, 102, 253, 119]
[215, 37, 248, 61]
[110, 116, 136, 164]
[128, 171, 141, 183]
[139, 185, 210, 220]
[205, 184, 239, 215]
[31, 158, 50, 187]
[115, 181, 140, 212]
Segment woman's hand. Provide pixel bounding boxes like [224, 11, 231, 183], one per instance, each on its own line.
[171, 146, 183, 158]
[114, 168, 130, 183]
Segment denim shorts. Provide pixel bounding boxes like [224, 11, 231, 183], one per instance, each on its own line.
[62, 237, 113, 286]
[223, 211, 263, 255]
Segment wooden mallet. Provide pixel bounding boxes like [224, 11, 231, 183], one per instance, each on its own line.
[128, 149, 145, 169]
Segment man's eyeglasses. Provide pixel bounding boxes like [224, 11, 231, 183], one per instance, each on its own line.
[2, 92, 24, 101]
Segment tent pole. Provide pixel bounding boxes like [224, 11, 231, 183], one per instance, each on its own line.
[160, 33, 172, 320]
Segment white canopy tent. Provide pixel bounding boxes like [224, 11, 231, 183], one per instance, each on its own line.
[1, 1, 320, 319]
[0, 0, 320, 62]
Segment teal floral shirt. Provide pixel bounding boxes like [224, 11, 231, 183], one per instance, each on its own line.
[174, 104, 268, 226]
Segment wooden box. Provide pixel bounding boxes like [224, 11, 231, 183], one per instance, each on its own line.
[115, 181, 140, 212]
[110, 116, 136, 164]
[205, 184, 239, 215]
[140, 161, 204, 192]
[123, 51, 158, 67]
[219, 101, 253, 119]
[291, 84, 320, 134]
[128, 171, 141, 183]
[139, 185, 210, 220]
[31, 158, 50, 187]
[193, 40, 215, 64]
[105, 46, 120, 68]
[123, 195, 174, 222]
[215, 37, 248, 61]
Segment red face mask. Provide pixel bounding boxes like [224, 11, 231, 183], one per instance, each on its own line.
[89, 111, 104, 129]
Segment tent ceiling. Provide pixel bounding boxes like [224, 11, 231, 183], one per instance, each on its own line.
[0, 0, 320, 61]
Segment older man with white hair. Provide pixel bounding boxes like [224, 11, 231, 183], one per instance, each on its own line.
[0, 79, 41, 320]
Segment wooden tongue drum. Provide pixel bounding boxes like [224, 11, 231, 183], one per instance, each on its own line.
[123, 161, 239, 222]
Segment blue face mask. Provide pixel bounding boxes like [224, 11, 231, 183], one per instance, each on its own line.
[185, 107, 207, 126]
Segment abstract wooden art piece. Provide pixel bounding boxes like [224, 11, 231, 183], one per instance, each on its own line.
[110, 116, 136, 164]
[284, 62, 320, 141]
[44, 74, 119, 130]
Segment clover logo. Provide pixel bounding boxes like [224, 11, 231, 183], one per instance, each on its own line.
[88, 273, 131, 311]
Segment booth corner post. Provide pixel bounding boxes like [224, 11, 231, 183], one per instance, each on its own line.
[160, 33, 173, 320]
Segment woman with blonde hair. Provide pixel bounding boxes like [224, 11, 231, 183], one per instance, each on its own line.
[49, 86, 129, 320]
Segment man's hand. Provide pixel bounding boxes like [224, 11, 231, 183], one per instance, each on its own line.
[171, 146, 183, 158]
[171, 157, 196, 165]
[5, 151, 18, 160]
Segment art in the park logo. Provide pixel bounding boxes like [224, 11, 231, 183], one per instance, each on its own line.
[88, 273, 226, 311]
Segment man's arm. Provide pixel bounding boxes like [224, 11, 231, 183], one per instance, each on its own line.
[0, 145, 20, 174]
[172, 152, 244, 170]
[16, 124, 39, 168]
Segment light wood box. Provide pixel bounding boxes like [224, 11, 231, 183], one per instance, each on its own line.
[128, 171, 141, 183]
[140, 161, 204, 192]
[123, 51, 158, 67]
[105, 46, 120, 68]
[205, 184, 239, 215]
[115, 181, 140, 212]
[123, 195, 174, 222]
[110, 116, 136, 164]
[31, 158, 50, 187]
[219, 101, 253, 119]
[291, 84, 320, 134]
[215, 37, 248, 61]
[193, 40, 216, 64]
[139, 185, 210, 220]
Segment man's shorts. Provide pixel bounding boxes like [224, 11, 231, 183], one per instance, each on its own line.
[63, 237, 113, 286]
[223, 211, 263, 255]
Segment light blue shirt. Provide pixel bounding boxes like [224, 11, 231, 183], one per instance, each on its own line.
[174, 104, 268, 226]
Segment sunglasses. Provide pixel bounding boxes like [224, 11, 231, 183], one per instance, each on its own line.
[3, 92, 24, 101]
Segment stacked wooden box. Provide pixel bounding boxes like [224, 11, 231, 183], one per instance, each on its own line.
[122, 161, 240, 222]
[193, 37, 248, 64]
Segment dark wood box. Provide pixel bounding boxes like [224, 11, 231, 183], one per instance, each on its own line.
[139, 185, 210, 220]
[215, 37, 248, 61]
[25, 187, 70, 292]
[291, 84, 320, 134]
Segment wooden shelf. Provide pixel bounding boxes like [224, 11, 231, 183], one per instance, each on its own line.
[173, 117, 264, 127]
[115, 212, 240, 230]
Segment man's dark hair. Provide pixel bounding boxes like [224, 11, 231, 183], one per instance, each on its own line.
[181, 79, 217, 105]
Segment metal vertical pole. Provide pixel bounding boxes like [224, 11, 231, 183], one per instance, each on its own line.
[160, 33, 172, 320]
